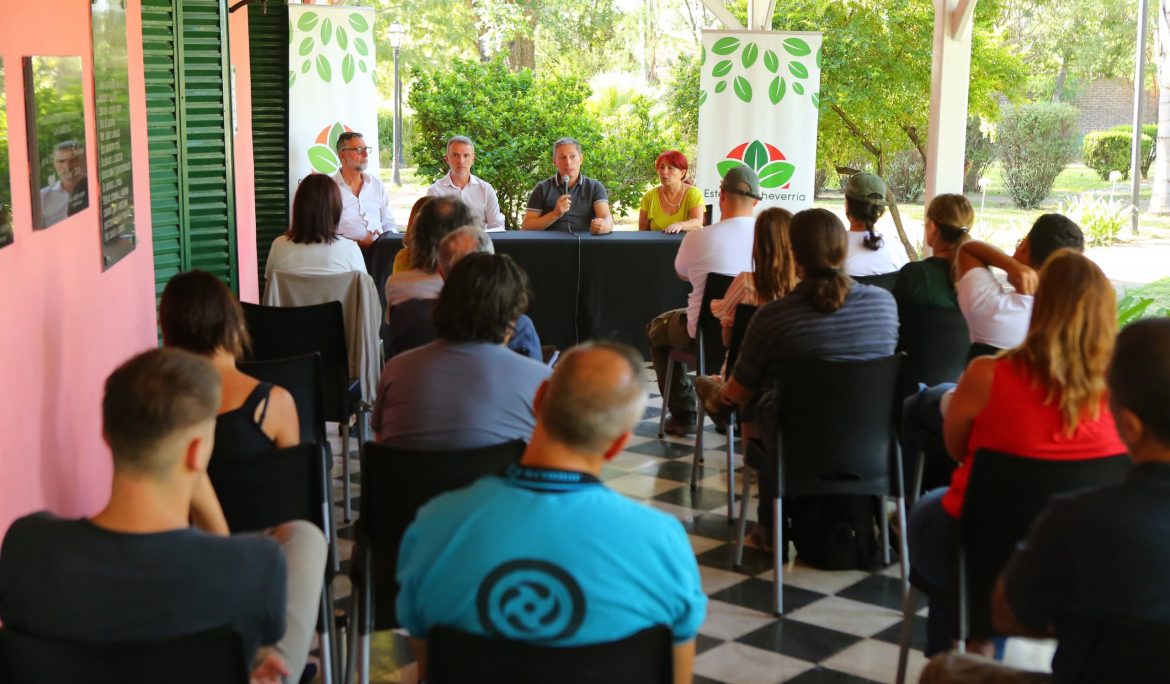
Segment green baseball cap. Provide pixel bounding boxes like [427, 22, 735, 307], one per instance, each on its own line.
[721, 165, 763, 200]
[844, 172, 888, 207]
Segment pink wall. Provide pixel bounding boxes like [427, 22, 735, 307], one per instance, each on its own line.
[232, 8, 260, 303]
[0, 0, 259, 536]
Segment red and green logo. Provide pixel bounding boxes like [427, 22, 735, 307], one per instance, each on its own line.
[718, 140, 795, 189]
[306, 121, 357, 174]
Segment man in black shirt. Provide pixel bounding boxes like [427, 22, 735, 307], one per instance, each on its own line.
[0, 349, 325, 683]
[921, 317, 1170, 683]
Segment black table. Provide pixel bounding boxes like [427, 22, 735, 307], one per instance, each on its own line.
[371, 231, 691, 356]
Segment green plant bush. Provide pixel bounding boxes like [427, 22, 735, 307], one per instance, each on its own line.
[885, 149, 926, 202]
[1059, 192, 1132, 245]
[1083, 130, 1152, 181]
[997, 102, 1079, 209]
[409, 57, 668, 229]
[1111, 123, 1158, 177]
[963, 116, 995, 193]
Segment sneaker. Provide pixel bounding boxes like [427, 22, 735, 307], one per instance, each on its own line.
[664, 413, 696, 436]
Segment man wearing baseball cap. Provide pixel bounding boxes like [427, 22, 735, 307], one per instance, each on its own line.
[646, 165, 761, 435]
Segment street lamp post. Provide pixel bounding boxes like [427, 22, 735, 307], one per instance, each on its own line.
[388, 21, 405, 187]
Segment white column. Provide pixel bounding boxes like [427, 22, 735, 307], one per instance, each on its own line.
[924, 0, 977, 202]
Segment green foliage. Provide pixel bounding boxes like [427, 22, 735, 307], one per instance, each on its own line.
[409, 57, 668, 229]
[1059, 192, 1132, 245]
[963, 116, 996, 193]
[1083, 130, 1153, 181]
[1111, 124, 1158, 178]
[885, 149, 926, 203]
[997, 102, 1079, 208]
[664, 53, 700, 162]
[1117, 294, 1170, 327]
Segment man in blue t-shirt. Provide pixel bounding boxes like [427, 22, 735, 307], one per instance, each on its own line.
[397, 342, 707, 682]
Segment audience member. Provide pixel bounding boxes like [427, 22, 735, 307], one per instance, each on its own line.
[521, 137, 613, 234]
[386, 225, 542, 360]
[0, 349, 326, 683]
[392, 196, 433, 275]
[647, 165, 760, 435]
[265, 173, 366, 284]
[709, 207, 898, 563]
[842, 173, 909, 277]
[892, 193, 972, 311]
[908, 250, 1125, 658]
[920, 316, 1170, 683]
[425, 136, 505, 231]
[373, 252, 550, 450]
[160, 270, 299, 461]
[333, 131, 396, 248]
[385, 195, 477, 307]
[396, 342, 706, 683]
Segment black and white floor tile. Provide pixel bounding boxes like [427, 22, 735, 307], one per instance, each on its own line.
[320, 367, 1054, 684]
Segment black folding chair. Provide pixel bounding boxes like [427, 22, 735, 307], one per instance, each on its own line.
[207, 444, 339, 684]
[733, 354, 908, 616]
[427, 625, 673, 684]
[656, 272, 735, 515]
[894, 450, 1131, 683]
[348, 440, 527, 684]
[0, 626, 248, 683]
[855, 271, 901, 292]
[241, 301, 367, 522]
[238, 353, 326, 447]
[1055, 612, 1170, 682]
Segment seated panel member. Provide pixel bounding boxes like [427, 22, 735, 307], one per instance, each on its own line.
[0, 349, 327, 684]
[521, 137, 613, 235]
[425, 136, 506, 231]
[396, 342, 706, 683]
[333, 131, 397, 249]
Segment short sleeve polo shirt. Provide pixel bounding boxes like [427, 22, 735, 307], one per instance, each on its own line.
[396, 465, 707, 646]
[526, 175, 609, 232]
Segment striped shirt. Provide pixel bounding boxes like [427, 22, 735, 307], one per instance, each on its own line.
[732, 281, 899, 393]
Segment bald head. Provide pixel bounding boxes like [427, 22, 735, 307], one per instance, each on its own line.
[438, 224, 494, 278]
[539, 342, 647, 455]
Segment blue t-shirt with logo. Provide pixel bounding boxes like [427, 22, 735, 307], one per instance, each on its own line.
[396, 466, 707, 645]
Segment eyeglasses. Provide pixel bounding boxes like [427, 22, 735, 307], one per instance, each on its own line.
[341, 146, 372, 155]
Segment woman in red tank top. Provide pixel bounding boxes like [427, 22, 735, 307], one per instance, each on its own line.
[907, 249, 1125, 657]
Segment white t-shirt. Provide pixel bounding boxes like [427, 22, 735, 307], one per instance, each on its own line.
[844, 230, 909, 276]
[956, 267, 1033, 349]
[264, 235, 367, 283]
[426, 172, 506, 231]
[332, 171, 397, 241]
[674, 215, 756, 338]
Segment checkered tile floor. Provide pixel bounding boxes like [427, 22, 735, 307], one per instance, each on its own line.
[321, 367, 1053, 684]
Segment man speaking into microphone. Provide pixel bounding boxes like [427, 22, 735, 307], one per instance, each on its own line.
[521, 137, 614, 234]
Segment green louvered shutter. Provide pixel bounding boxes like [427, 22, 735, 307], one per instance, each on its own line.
[248, 2, 290, 281]
[142, 0, 238, 302]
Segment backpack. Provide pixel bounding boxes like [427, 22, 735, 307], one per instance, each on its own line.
[787, 495, 880, 571]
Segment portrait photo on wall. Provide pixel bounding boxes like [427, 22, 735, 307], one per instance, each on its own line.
[24, 56, 89, 230]
[0, 58, 13, 249]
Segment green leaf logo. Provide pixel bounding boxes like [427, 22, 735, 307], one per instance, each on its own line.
[811, 92, 820, 108]
[793, 82, 805, 95]
[358, 60, 367, 73]
[699, 91, 708, 106]
[298, 37, 314, 57]
[301, 60, 311, 74]
[327, 122, 345, 150]
[342, 54, 356, 84]
[742, 42, 759, 68]
[296, 11, 319, 31]
[288, 71, 295, 88]
[744, 140, 768, 172]
[320, 18, 333, 46]
[347, 13, 369, 32]
[711, 37, 740, 55]
[307, 144, 340, 174]
[769, 76, 786, 105]
[354, 37, 369, 57]
[763, 50, 779, 74]
[337, 27, 349, 50]
[700, 45, 706, 66]
[788, 62, 808, 79]
[714, 80, 727, 93]
[816, 47, 822, 69]
[759, 161, 795, 188]
[782, 37, 811, 57]
[316, 55, 332, 82]
[733, 76, 752, 103]
[712, 59, 732, 77]
[716, 159, 746, 177]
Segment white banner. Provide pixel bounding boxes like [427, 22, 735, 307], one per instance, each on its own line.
[288, 5, 378, 199]
[697, 31, 822, 222]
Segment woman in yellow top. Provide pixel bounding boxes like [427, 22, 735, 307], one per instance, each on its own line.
[639, 150, 705, 233]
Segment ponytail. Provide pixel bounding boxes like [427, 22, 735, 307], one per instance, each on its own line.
[845, 196, 886, 251]
[807, 269, 852, 313]
[790, 208, 852, 314]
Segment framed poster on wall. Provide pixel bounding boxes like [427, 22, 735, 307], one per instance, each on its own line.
[24, 55, 89, 231]
[0, 58, 13, 250]
[92, 0, 136, 270]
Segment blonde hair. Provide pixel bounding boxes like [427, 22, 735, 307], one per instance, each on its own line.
[926, 193, 974, 245]
[752, 208, 799, 303]
[1004, 250, 1116, 433]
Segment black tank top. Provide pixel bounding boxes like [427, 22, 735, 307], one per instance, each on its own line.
[212, 382, 277, 460]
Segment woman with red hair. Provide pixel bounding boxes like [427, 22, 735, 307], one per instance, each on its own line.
[639, 150, 705, 233]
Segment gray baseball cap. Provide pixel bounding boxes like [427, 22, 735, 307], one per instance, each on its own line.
[844, 173, 888, 207]
[720, 165, 763, 200]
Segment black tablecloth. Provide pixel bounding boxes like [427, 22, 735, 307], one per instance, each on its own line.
[371, 231, 691, 356]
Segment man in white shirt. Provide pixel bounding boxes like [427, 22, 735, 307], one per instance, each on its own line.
[425, 136, 506, 231]
[39, 140, 88, 227]
[646, 166, 759, 435]
[332, 131, 396, 248]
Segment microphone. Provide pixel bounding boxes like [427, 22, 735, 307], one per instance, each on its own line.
[562, 175, 570, 195]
